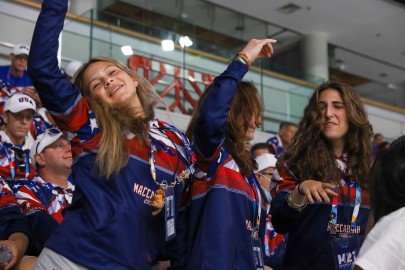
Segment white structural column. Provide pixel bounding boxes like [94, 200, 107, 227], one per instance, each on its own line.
[302, 33, 329, 81]
[68, 0, 98, 15]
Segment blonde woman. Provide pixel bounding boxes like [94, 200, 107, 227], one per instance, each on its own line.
[28, 0, 193, 269]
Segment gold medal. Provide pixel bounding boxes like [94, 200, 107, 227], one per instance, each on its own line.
[150, 185, 165, 216]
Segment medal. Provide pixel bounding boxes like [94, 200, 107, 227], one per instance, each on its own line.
[252, 229, 259, 240]
[150, 185, 165, 216]
[329, 221, 338, 235]
[177, 169, 190, 181]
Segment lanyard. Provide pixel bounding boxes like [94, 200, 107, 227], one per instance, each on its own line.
[149, 138, 179, 187]
[4, 144, 30, 179]
[248, 173, 262, 239]
[209, 147, 263, 238]
[330, 178, 361, 230]
[148, 122, 194, 188]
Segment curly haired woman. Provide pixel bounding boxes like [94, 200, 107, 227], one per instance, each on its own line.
[271, 81, 373, 270]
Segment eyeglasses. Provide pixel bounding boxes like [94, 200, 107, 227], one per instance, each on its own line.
[259, 172, 273, 179]
[9, 112, 34, 122]
[14, 55, 28, 61]
[261, 173, 273, 176]
[35, 128, 62, 154]
[45, 141, 71, 151]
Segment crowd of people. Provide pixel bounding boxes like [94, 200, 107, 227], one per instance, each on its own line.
[0, 0, 403, 269]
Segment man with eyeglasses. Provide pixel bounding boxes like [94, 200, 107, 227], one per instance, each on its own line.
[0, 44, 39, 109]
[0, 92, 36, 180]
[254, 153, 286, 270]
[0, 44, 33, 91]
[7, 128, 74, 256]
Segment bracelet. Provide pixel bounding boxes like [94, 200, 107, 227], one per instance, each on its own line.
[287, 191, 308, 212]
[236, 52, 251, 68]
[297, 182, 306, 196]
[233, 56, 248, 66]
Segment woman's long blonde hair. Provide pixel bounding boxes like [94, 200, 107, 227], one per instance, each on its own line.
[74, 57, 161, 178]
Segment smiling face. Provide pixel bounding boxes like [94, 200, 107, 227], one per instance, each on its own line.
[83, 61, 143, 114]
[40, 137, 73, 173]
[245, 115, 258, 141]
[319, 88, 349, 153]
[226, 81, 263, 144]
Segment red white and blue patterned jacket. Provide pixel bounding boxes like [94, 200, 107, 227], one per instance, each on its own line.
[187, 60, 267, 269]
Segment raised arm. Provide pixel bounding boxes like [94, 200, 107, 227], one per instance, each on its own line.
[193, 60, 247, 158]
[28, 0, 88, 132]
[194, 39, 276, 158]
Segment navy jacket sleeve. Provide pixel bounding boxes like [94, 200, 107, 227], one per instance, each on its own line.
[270, 190, 301, 234]
[28, 0, 81, 118]
[1, 181, 31, 240]
[27, 211, 59, 256]
[270, 163, 301, 234]
[193, 60, 248, 159]
[0, 205, 31, 241]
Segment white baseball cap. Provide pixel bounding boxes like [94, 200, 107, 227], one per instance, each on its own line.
[254, 153, 277, 173]
[12, 44, 30, 56]
[64, 61, 83, 77]
[30, 128, 64, 165]
[4, 93, 36, 113]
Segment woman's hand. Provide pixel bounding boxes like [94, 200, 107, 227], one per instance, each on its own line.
[292, 180, 338, 204]
[18, 87, 43, 108]
[240, 38, 277, 64]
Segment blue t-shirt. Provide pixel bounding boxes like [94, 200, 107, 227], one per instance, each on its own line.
[0, 65, 33, 90]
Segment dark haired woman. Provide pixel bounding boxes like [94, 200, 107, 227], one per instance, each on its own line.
[271, 81, 373, 269]
[185, 38, 276, 269]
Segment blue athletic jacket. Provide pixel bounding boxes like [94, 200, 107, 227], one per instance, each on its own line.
[271, 161, 371, 270]
[187, 60, 267, 269]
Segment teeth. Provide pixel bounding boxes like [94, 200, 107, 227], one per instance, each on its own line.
[110, 86, 120, 97]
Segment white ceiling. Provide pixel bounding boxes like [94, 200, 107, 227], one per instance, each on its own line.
[205, 0, 405, 82]
[104, 0, 405, 107]
[124, 0, 405, 107]
[203, 0, 405, 107]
